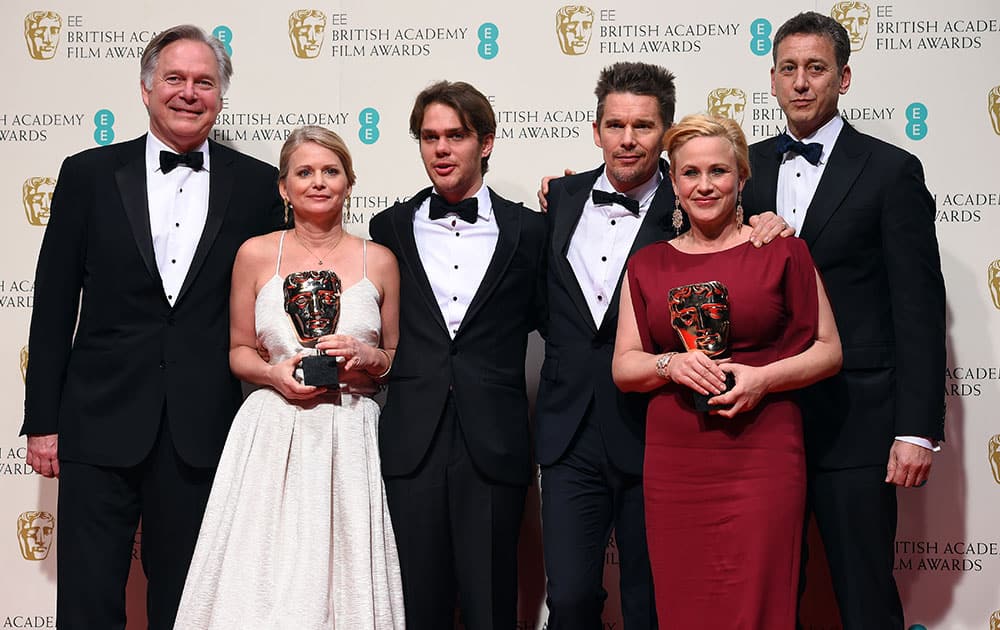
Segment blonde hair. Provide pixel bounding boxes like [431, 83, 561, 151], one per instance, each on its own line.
[663, 114, 750, 181]
[278, 125, 356, 187]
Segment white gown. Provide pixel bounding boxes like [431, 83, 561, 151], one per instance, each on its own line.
[174, 236, 404, 630]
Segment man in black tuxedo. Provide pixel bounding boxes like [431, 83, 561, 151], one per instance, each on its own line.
[369, 81, 545, 630]
[536, 62, 675, 630]
[742, 12, 945, 628]
[21, 25, 282, 629]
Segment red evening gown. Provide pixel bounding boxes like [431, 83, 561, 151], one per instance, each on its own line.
[626, 237, 820, 629]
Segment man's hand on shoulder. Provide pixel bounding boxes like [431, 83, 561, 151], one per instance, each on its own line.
[885, 439, 933, 487]
[537, 169, 576, 212]
[748, 212, 794, 248]
[26, 434, 59, 478]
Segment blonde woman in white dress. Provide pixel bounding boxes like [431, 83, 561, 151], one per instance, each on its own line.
[174, 125, 404, 629]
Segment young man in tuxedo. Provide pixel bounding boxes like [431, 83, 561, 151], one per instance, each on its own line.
[21, 25, 283, 629]
[536, 62, 676, 630]
[743, 12, 945, 628]
[369, 80, 546, 630]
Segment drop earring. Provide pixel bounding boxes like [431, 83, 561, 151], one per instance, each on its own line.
[735, 191, 744, 231]
[672, 197, 684, 235]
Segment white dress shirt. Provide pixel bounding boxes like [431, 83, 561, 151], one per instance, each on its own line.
[413, 182, 498, 339]
[145, 133, 211, 306]
[776, 117, 935, 452]
[776, 114, 843, 236]
[567, 169, 661, 328]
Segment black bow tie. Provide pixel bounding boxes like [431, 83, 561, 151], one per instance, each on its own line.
[775, 133, 823, 166]
[592, 189, 640, 215]
[429, 194, 478, 223]
[159, 150, 204, 174]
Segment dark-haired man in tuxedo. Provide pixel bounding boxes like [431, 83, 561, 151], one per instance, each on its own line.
[743, 12, 945, 628]
[536, 61, 677, 630]
[21, 25, 282, 629]
[369, 80, 546, 630]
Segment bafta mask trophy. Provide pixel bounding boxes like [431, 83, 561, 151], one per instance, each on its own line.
[287, 9, 327, 59]
[989, 434, 1000, 485]
[24, 11, 62, 60]
[23, 177, 56, 226]
[989, 86, 1000, 136]
[284, 270, 342, 387]
[831, 1, 871, 52]
[988, 259, 1000, 310]
[17, 511, 55, 561]
[555, 5, 594, 55]
[707, 88, 748, 126]
[669, 281, 734, 411]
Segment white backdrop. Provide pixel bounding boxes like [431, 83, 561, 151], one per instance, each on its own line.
[3, 1, 999, 628]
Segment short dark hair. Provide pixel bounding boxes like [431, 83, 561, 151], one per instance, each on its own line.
[595, 62, 676, 128]
[408, 81, 496, 174]
[141, 24, 233, 94]
[773, 12, 851, 70]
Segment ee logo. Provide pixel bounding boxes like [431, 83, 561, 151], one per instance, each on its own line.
[906, 102, 928, 140]
[478, 22, 499, 60]
[213, 26, 233, 56]
[94, 109, 115, 146]
[749, 19, 772, 57]
[359, 108, 380, 145]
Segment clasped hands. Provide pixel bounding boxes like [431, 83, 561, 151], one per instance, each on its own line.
[265, 334, 386, 400]
[663, 351, 768, 418]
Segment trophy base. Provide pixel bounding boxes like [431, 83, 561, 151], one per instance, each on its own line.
[300, 354, 340, 388]
[692, 372, 736, 412]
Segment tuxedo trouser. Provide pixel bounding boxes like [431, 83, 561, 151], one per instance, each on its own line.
[56, 413, 214, 630]
[384, 395, 527, 630]
[806, 465, 903, 630]
[540, 408, 657, 630]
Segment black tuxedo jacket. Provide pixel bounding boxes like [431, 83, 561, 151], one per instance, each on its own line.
[21, 135, 283, 468]
[535, 162, 674, 475]
[369, 187, 546, 486]
[743, 122, 945, 469]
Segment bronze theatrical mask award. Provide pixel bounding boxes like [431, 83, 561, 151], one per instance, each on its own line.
[668, 281, 735, 411]
[283, 270, 342, 387]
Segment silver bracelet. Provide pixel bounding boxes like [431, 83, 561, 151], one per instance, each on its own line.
[655, 352, 677, 381]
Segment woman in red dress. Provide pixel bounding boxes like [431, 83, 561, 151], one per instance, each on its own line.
[612, 114, 842, 628]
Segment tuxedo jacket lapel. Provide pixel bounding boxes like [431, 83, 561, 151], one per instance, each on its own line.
[460, 190, 520, 332]
[552, 168, 602, 335]
[625, 160, 673, 260]
[115, 137, 160, 288]
[394, 189, 449, 335]
[799, 123, 869, 246]
[176, 140, 232, 305]
[751, 138, 782, 210]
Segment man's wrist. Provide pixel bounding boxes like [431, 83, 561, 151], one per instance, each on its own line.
[895, 436, 940, 452]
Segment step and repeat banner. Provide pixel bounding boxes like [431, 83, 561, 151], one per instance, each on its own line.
[3, 1, 999, 628]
